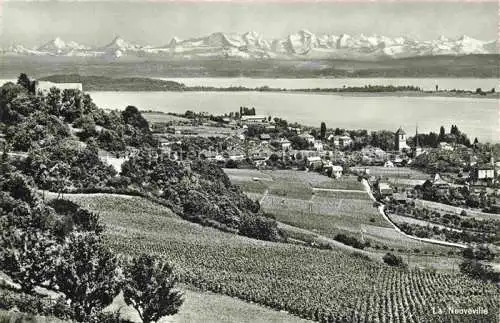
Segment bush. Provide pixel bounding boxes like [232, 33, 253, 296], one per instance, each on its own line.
[383, 253, 407, 268]
[239, 215, 280, 242]
[334, 234, 366, 249]
[462, 246, 496, 261]
[459, 260, 499, 283]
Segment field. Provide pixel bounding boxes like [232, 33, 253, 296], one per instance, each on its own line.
[261, 170, 364, 191]
[226, 169, 455, 254]
[62, 194, 498, 322]
[142, 112, 190, 123]
[355, 166, 430, 180]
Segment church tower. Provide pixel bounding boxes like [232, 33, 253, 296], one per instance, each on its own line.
[395, 127, 409, 151]
[413, 125, 423, 157]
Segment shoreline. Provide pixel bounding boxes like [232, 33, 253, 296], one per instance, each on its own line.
[87, 88, 499, 99]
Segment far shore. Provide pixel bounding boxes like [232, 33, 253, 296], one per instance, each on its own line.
[87, 88, 499, 99]
[284, 90, 499, 99]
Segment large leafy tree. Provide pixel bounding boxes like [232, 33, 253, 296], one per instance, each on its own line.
[0, 228, 60, 294]
[123, 254, 183, 323]
[54, 232, 121, 322]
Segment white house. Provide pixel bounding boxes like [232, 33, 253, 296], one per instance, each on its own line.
[384, 160, 395, 168]
[306, 156, 323, 169]
[300, 133, 315, 144]
[438, 142, 454, 151]
[378, 182, 393, 196]
[313, 140, 324, 151]
[241, 115, 268, 123]
[324, 163, 343, 178]
[332, 135, 352, 148]
[280, 138, 291, 150]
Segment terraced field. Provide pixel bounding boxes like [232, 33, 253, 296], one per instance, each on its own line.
[226, 169, 456, 254]
[63, 194, 498, 323]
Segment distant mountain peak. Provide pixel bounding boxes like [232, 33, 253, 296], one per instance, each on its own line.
[3, 31, 497, 60]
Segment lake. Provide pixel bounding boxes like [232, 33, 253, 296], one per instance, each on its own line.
[88, 91, 499, 143]
[157, 77, 499, 92]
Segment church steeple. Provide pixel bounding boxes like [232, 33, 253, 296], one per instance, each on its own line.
[415, 124, 419, 148]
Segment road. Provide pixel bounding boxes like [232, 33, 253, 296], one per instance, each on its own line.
[311, 187, 366, 193]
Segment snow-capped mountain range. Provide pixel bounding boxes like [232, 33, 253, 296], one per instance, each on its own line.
[2, 31, 497, 60]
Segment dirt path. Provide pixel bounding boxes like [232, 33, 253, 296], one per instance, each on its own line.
[311, 187, 366, 193]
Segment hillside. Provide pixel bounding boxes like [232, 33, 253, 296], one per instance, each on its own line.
[1, 54, 498, 78]
[39, 74, 186, 91]
[60, 193, 499, 323]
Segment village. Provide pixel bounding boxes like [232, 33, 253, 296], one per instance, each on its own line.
[144, 107, 500, 213]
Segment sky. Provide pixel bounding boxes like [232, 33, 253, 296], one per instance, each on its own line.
[0, 1, 497, 47]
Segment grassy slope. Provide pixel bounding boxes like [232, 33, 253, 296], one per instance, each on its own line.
[107, 289, 308, 323]
[57, 194, 498, 322]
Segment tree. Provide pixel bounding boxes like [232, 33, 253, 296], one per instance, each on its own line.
[289, 136, 309, 150]
[122, 106, 149, 131]
[54, 232, 121, 322]
[320, 122, 326, 139]
[123, 254, 183, 323]
[438, 126, 446, 142]
[0, 228, 60, 294]
[17, 73, 34, 94]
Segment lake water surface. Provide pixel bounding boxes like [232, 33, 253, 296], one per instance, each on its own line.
[88, 91, 499, 143]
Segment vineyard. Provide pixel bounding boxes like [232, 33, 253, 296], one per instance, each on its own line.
[261, 170, 364, 191]
[225, 169, 458, 254]
[259, 190, 452, 254]
[66, 194, 499, 323]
